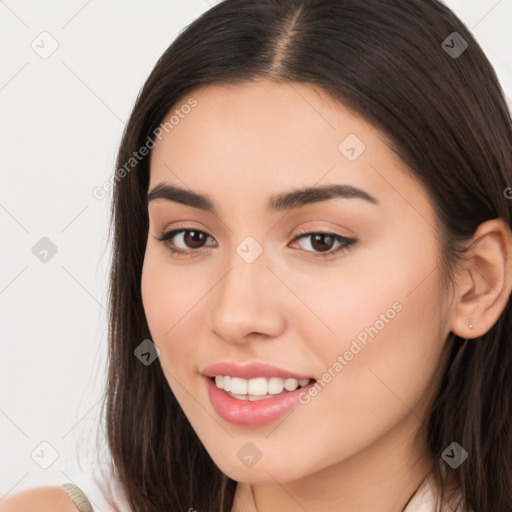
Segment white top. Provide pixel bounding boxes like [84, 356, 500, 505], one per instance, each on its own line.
[62, 468, 466, 512]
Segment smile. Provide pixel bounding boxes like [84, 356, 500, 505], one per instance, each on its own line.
[205, 376, 316, 426]
[213, 375, 312, 400]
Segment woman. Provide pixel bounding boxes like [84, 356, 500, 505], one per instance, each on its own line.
[3, 0, 512, 510]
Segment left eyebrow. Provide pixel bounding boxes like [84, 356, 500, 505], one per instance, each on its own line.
[146, 182, 379, 213]
[268, 183, 379, 211]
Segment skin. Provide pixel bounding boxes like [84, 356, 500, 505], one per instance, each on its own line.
[0, 486, 78, 511]
[141, 80, 512, 512]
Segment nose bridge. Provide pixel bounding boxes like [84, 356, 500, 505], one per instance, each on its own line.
[209, 238, 284, 342]
[220, 232, 268, 299]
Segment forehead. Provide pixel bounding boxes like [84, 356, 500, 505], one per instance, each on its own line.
[147, 80, 434, 227]
[150, 81, 378, 169]
[151, 81, 387, 175]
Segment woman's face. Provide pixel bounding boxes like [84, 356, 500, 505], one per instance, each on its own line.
[141, 80, 453, 484]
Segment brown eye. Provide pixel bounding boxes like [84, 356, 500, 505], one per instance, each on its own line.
[182, 230, 208, 249]
[154, 229, 216, 254]
[309, 233, 336, 252]
[291, 231, 357, 258]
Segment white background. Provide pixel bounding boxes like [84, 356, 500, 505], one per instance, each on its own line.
[1, 0, 511, 499]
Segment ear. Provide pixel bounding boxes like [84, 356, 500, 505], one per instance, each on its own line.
[449, 217, 512, 339]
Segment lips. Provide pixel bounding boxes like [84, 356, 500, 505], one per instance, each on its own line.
[201, 361, 315, 381]
[204, 375, 315, 426]
[201, 361, 317, 425]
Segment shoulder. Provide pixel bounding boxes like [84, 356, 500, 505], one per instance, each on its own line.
[0, 485, 80, 512]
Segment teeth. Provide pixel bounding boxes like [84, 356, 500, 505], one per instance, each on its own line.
[268, 377, 284, 394]
[213, 375, 312, 397]
[248, 377, 268, 396]
[284, 378, 299, 391]
[230, 377, 248, 395]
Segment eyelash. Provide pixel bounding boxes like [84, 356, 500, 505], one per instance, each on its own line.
[154, 227, 356, 259]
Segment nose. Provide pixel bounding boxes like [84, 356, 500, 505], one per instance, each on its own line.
[208, 250, 286, 345]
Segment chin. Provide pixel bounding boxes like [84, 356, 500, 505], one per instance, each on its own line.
[205, 445, 312, 484]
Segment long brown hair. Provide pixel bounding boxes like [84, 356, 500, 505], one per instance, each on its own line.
[96, 1, 512, 510]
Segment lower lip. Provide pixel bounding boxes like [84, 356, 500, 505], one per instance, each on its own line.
[205, 376, 315, 426]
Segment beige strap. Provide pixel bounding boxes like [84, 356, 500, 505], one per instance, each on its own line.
[61, 483, 94, 512]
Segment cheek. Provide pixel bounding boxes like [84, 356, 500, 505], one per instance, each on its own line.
[142, 250, 196, 335]
[140, 251, 207, 380]
[281, 281, 446, 478]
[309, 241, 445, 411]
[315, 267, 445, 433]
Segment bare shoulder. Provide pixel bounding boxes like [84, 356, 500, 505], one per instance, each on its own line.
[0, 485, 79, 512]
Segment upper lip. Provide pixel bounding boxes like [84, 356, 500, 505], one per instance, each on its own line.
[201, 361, 315, 381]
